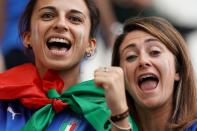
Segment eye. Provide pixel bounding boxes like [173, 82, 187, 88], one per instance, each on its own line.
[41, 12, 55, 21]
[68, 15, 83, 24]
[126, 55, 137, 62]
[150, 50, 161, 57]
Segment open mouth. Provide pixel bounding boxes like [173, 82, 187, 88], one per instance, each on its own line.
[46, 37, 71, 55]
[138, 74, 159, 91]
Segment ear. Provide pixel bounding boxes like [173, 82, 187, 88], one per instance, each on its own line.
[22, 32, 31, 48]
[175, 72, 180, 81]
[85, 38, 96, 55]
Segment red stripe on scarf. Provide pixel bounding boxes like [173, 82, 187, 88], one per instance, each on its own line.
[0, 64, 67, 112]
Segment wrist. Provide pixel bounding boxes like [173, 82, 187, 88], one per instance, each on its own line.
[111, 108, 130, 122]
[104, 108, 131, 131]
[110, 117, 131, 131]
[111, 105, 128, 116]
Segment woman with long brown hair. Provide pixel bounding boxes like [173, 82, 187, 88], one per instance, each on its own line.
[95, 16, 197, 131]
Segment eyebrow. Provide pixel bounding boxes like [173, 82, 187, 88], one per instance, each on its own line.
[145, 38, 159, 43]
[121, 38, 159, 52]
[39, 6, 55, 12]
[122, 44, 136, 51]
[70, 9, 85, 16]
[38, 6, 86, 17]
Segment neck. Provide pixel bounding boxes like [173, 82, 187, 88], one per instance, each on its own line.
[135, 99, 173, 131]
[58, 67, 80, 92]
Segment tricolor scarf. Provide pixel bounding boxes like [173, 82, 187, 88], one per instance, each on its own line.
[0, 64, 138, 131]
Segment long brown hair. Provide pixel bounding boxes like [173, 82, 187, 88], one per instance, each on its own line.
[112, 16, 197, 130]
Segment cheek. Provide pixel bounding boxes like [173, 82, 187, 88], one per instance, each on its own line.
[123, 64, 135, 85]
[160, 60, 169, 73]
[75, 29, 85, 46]
[124, 68, 137, 99]
[158, 57, 177, 90]
[70, 24, 89, 46]
[160, 56, 176, 77]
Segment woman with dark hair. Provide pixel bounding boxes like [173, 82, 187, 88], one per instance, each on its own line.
[95, 17, 197, 131]
[0, 0, 113, 131]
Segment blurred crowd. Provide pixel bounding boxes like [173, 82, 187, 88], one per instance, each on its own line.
[0, 0, 197, 80]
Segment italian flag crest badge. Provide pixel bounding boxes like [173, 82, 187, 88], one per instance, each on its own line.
[61, 121, 78, 131]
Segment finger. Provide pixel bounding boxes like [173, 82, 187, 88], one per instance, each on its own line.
[94, 74, 111, 88]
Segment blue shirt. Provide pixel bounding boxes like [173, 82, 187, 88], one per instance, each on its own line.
[0, 100, 95, 131]
[185, 120, 197, 131]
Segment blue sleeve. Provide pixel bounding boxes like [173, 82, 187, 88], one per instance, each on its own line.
[185, 120, 197, 131]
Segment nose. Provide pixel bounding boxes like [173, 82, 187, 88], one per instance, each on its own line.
[53, 16, 68, 32]
[138, 54, 151, 68]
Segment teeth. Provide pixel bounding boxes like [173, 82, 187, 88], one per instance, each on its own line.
[48, 37, 68, 43]
[139, 74, 155, 81]
[141, 74, 154, 79]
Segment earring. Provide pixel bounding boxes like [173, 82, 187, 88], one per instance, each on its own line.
[85, 49, 96, 60]
[85, 51, 92, 57]
[27, 44, 32, 49]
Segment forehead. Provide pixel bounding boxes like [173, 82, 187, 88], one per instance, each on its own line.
[34, 0, 89, 15]
[120, 30, 156, 50]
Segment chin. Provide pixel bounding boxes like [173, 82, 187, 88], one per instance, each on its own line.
[51, 64, 70, 71]
[139, 98, 161, 109]
[143, 103, 158, 109]
[42, 60, 67, 70]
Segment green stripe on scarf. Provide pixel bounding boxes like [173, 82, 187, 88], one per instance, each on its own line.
[22, 80, 138, 131]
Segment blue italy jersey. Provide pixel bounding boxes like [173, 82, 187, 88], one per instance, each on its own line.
[185, 120, 197, 131]
[0, 101, 95, 131]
